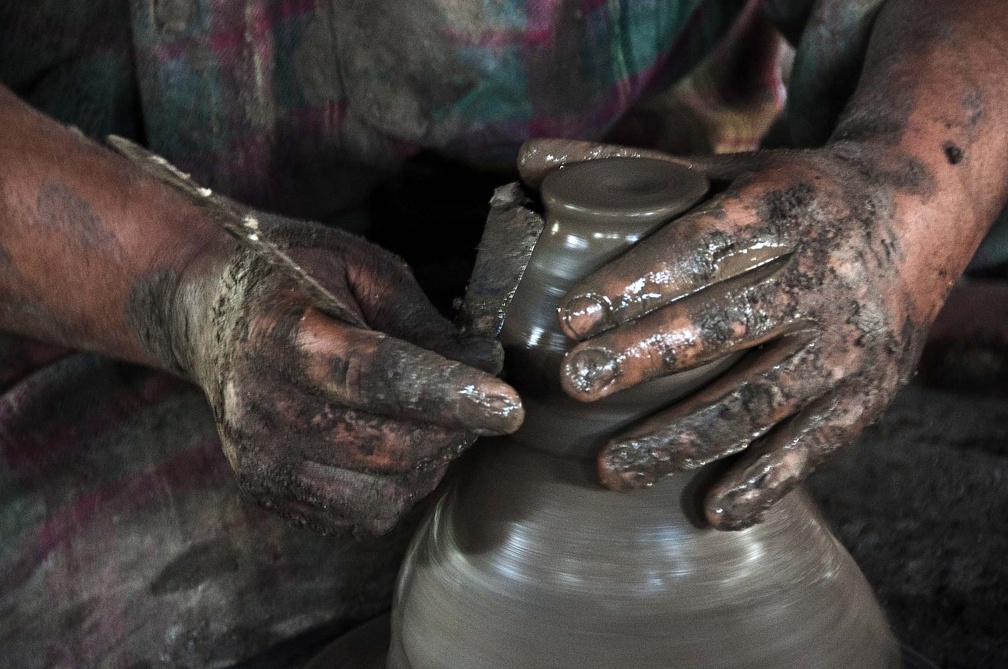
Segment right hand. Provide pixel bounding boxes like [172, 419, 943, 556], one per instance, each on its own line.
[518, 138, 958, 530]
[164, 214, 523, 537]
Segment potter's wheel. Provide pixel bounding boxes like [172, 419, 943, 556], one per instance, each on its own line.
[307, 614, 939, 669]
[309, 159, 936, 669]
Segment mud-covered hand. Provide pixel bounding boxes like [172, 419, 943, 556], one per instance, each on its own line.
[171, 216, 523, 537]
[520, 139, 963, 530]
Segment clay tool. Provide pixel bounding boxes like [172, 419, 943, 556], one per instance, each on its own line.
[387, 159, 902, 669]
[106, 135, 367, 329]
[459, 182, 544, 338]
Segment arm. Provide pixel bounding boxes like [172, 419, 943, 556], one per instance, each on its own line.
[832, 0, 1008, 293]
[0, 85, 214, 366]
[520, 0, 1008, 529]
[0, 85, 522, 535]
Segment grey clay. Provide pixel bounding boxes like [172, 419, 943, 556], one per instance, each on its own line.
[328, 158, 903, 669]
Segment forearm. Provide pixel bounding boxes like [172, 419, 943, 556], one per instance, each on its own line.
[831, 0, 1008, 317]
[0, 86, 226, 373]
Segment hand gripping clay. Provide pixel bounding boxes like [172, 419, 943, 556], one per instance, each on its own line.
[334, 158, 903, 669]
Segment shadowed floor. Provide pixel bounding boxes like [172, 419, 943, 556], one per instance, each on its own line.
[809, 385, 1008, 669]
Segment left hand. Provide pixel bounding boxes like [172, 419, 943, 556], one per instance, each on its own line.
[171, 214, 522, 537]
[519, 138, 959, 530]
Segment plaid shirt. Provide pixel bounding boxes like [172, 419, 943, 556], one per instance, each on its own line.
[0, 1, 792, 664]
[1, 0, 747, 216]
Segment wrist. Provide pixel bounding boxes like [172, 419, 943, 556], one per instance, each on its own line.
[164, 223, 244, 387]
[122, 182, 240, 383]
[825, 136, 984, 322]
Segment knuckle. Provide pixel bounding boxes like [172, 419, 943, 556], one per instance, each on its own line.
[332, 347, 373, 402]
[735, 287, 778, 339]
[246, 299, 306, 347]
[373, 243, 413, 273]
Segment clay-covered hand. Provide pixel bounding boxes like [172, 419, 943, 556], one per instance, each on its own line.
[169, 215, 523, 537]
[520, 139, 953, 530]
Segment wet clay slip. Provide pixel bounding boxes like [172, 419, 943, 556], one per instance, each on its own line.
[324, 158, 904, 668]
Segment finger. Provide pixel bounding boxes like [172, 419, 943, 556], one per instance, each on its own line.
[344, 246, 505, 374]
[289, 238, 504, 375]
[294, 407, 474, 475]
[703, 394, 848, 531]
[268, 498, 356, 537]
[288, 460, 416, 530]
[237, 447, 445, 537]
[233, 467, 359, 537]
[298, 310, 523, 435]
[366, 287, 504, 375]
[227, 375, 476, 475]
[598, 334, 826, 491]
[365, 277, 502, 373]
[423, 334, 504, 377]
[517, 139, 764, 189]
[561, 258, 799, 401]
[287, 460, 445, 538]
[557, 194, 794, 341]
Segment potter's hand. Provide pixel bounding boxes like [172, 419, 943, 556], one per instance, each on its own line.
[177, 215, 523, 537]
[520, 139, 948, 530]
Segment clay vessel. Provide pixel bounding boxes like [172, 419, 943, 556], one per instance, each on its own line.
[386, 158, 902, 668]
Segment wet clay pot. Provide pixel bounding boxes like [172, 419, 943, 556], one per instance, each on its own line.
[386, 158, 902, 669]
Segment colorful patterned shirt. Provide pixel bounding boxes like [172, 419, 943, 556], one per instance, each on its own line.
[2, 0, 752, 217]
[0, 1, 790, 665]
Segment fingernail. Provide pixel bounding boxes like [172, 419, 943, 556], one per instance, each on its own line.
[457, 383, 524, 435]
[599, 441, 665, 491]
[559, 295, 608, 339]
[563, 348, 619, 397]
[706, 465, 796, 531]
[414, 436, 473, 472]
[706, 494, 760, 531]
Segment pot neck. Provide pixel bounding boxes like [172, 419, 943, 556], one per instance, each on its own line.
[498, 158, 713, 456]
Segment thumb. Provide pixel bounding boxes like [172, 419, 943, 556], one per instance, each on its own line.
[517, 138, 765, 189]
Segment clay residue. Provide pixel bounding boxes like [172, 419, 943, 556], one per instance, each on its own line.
[180, 219, 520, 539]
[320, 334, 522, 436]
[827, 142, 936, 199]
[460, 183, 544, 342]
[126, 269, 185, 376]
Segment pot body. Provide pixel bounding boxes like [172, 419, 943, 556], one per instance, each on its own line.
[387, 158, 901, 669]
[388, 445, 899, 668]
